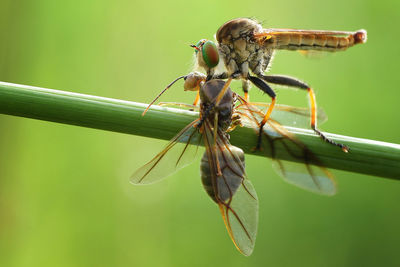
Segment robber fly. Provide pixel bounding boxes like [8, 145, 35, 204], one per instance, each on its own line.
[133, 78, 335, 256]
[192, 17, 367, 151]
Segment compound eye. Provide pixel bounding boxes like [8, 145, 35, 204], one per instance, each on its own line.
[201, 40, 219, 68]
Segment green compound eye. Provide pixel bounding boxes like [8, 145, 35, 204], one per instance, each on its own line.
[201, 40, 219, 68]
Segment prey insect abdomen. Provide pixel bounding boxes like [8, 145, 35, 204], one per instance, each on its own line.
[200, 145, 245, 203]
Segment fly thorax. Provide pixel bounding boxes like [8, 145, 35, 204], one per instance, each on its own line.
[199, 80, 234, 129]
[199, 80, 234, 106]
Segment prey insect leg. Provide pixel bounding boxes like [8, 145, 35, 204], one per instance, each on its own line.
[192, 91, 200, 106]
[213, 113, 222, 176]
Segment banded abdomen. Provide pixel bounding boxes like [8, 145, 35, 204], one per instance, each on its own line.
[262, 29, 367, 52]
[200, 145, 245, 203]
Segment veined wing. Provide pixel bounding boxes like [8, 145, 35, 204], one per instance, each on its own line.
[236, 101, 327, 129]
[130, 119, 202, 185]
[237, 103, 336, 195]
[157, 102, 200, 111]
[201, 121, 258, 256]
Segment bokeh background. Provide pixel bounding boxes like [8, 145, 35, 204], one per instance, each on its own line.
[0, 0, 399, 266]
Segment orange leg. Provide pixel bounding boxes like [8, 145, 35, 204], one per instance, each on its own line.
[255, 97, 276, 150]
[260, 73, 349, 152]
[213, 113, 222, 176]
[215, 78, 233, 106]
[307, 87, 349, 152]
[308, 88, 317, 128]
[260, 97, 276, 127]
[244, 92, 249, 102]
[192, 91, 200, 106]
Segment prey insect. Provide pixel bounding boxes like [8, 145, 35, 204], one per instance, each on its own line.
[133, 79, 259, 256]
[192, 17, 367, 151]
[133, 79, 336, 255]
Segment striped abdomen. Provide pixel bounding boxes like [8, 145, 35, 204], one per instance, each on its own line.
[200, 145, 245, 203]
[264, 30, 367, 52]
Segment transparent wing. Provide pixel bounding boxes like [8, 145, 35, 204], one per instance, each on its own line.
[157, 102, 200, 111]
[272, 158, 335, 195]
[201, 121, 258, 256]
[297, 50, 331, 59]
[236, 102, 327, 128]
[267, 120, 336, 195]
[130, 120, 202, 185]
[237, 103, 336, 195]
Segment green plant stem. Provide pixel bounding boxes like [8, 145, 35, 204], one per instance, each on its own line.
[0, 81, 399, 179]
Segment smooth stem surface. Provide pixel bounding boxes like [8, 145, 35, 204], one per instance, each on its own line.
[0, 81, 399, 179]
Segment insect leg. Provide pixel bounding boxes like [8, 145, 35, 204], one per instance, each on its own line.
[192, 91, 200, 106]
[211, 72, 230, 80]
[248, 75, 276, 150]
[215, 78, 233, 106]
[260, 74, 349, 152]
[213, 113, 222, 176]
[242, 80, 251, 101]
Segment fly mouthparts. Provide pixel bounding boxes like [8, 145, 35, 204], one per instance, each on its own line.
[354, 29, 367, 44]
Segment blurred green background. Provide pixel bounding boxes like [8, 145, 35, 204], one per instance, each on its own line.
[0, 0, 399, 266]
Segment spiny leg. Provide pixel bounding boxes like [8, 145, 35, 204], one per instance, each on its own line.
[260, 74, 349, 152]
[248, 75, 276, 150]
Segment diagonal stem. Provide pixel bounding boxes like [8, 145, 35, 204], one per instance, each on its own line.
[0, 81, 399, 179]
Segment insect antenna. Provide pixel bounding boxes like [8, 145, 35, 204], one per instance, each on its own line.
[142, 75, 187, 116]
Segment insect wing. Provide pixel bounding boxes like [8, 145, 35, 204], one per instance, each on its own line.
[236, 102, 327, 129]
[238, 105, 336, 195]
[130, 120, 202, 185]
[202, 122, 258, 256]
[218, 178, 258, 256]
[266, 120, 336, 195]
[271, 156, 335, 195]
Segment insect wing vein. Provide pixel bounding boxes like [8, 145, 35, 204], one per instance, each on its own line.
[202, 122, 258, 256]
[130, 120, 202, 185]
[237, 103, 336, 195]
